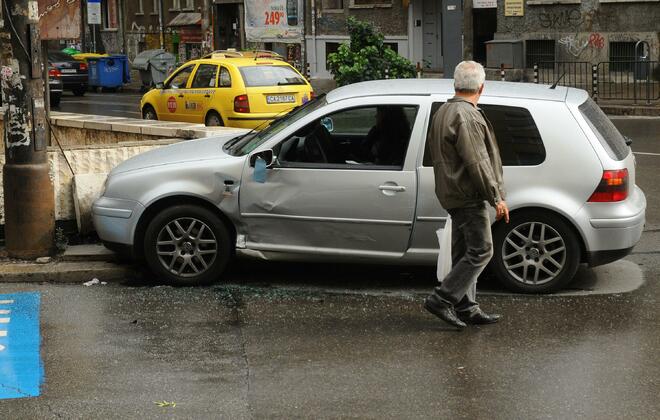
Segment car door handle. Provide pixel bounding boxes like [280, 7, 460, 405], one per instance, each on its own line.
[178, 94, 184, 98]
[204, 94, 211, 98]
[379, 185, 406, 192]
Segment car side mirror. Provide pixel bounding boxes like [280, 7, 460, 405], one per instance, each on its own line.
[321, 117, 334, 133]
[156, 82, 164, 89]
[249, 149, 274, 168]
[624, 136, 633, 146]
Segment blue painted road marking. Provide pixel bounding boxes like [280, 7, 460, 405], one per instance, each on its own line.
[0, 293, 44, 399]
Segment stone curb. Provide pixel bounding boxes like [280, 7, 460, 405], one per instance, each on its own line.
[0, 261, 140, 284]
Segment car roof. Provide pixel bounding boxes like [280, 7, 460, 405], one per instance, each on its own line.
[326, 79, 574, 103]
[187, 57, 293, 68]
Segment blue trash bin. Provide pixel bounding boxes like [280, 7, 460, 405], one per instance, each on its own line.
[87, 56, 124, 90]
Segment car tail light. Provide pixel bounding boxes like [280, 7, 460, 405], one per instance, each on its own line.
[310, 91, 315, 100]
[588, 169, 629, 202]
[79, 62, 88, 71]
[234, 95, 250, 113]
[48, 68, 61, 79]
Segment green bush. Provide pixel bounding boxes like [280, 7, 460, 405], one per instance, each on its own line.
[327, 17, 416, 86]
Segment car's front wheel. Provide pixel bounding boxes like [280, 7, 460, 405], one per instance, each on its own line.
[491, 210, 581, 293]
[143, 205, 232, 286]
[143, 105, 158, 120]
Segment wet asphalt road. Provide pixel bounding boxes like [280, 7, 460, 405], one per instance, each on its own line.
[1, 96, 657, 417]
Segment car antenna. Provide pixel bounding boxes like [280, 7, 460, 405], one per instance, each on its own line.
[550, 71, 566, 89]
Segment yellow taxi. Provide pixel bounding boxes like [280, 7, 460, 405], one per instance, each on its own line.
[140, 53, 314, 129]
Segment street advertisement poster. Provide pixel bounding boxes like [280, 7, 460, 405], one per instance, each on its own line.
[245, 0, 304, 42]
[474, 0, 497, 8]
[38, 0, 81, 39]
[504, 0, 524, 16]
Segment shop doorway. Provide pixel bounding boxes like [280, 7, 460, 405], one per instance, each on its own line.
[472, 8, 497, 65]
[216, 3, 242, 50]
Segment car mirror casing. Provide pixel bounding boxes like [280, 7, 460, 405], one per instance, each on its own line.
[249, 149, 274, 168]
[156, 82, 165, 89]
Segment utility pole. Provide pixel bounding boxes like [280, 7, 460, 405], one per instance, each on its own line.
[201, 0, 212, 54]
[0, 0, 55, 258]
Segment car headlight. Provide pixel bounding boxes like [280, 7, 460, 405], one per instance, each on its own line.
[99, 176, 109, 197]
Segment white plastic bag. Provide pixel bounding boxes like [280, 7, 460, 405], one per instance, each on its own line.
[436, 216, 452, 281]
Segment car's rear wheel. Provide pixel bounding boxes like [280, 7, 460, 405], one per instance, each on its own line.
[143, 205, 232, 286]
[72, 86, 86, 96]
[50, 93, 61, 107]
[143, 105, 158, 120]
[491, 210, 580, 293]
[205, 111, 223, 127]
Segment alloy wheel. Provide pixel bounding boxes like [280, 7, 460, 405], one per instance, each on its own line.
[155, 217, 218, 277]
[501, 222, 566, 286]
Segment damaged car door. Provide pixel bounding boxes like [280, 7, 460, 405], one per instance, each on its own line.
[238, 102, 423, 259]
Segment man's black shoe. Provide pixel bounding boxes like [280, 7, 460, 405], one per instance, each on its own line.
[457, 310, 501, 325]
[424, 297, 466, 329]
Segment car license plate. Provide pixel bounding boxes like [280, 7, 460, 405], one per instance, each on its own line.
[60, 69, 76, 73]
[266, 94, 295, 104]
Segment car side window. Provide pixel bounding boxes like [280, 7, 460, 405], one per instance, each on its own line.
[165, 65, 194, 89]
[190, 64, 219, 88]
[219, 67, 231, 88]
[423, 102, 546, 167]
[274, 105, 418, 170]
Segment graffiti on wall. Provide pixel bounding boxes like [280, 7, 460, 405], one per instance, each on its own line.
[538, 9, 583, 29]
[557, 32, 606, 59]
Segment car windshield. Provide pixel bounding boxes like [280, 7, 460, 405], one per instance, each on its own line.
[226, 96, 327, 156]
[48, 51, 74, 62]
[239, 65, 306, 87]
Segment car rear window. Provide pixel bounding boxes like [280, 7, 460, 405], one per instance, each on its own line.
[48, 51, 74, 61]
[239, 65, 306, 87]
[579, 98, 629, 161]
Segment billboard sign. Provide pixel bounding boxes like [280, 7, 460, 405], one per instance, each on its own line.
[245, 0, 303, 42]
[38, 0, 81, 39]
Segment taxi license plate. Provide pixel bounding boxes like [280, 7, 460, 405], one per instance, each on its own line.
[60, 69, 77, 73]
[266, 94, 295, 104]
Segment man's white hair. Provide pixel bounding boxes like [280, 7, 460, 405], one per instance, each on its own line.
[454, 61, 486, 93]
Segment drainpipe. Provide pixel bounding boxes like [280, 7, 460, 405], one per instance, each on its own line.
[158, 0, 165, 50]
[311, 0, 317, 76]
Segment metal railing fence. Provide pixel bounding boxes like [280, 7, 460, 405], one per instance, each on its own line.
[533, 61, 659, 104]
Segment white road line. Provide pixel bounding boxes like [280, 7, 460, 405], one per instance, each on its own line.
[0, 331, 6, 337]
[0, 310, 9, 315]
[0, 300, 14, 304]
[0, 318, 10, 324]
[633, 152, 660, 156]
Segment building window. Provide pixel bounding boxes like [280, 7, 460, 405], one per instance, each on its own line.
[525, 40, 555, 69]
[350, 0, 392, 7]
[322, 0, 344, 10]
[384, 42, 398, 54]
[325, 42, 341, 69]
[137, 0, 144, 14]
[183, 0, 194, 10]
[103, 0, 119, 29]
[609, 41, 636, 72]
[152, 0, 160, 15]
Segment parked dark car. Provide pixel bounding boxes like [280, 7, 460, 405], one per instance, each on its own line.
[48, 65, 63, 107]
[48, 51, 88, 96]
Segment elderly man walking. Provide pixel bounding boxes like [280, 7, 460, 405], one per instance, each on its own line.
[424, 61, 509, 330]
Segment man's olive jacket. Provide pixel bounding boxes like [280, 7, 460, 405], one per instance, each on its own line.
[427, 96, 506, 210]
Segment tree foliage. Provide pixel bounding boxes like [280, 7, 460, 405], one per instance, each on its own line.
[326, 17, 416, 86]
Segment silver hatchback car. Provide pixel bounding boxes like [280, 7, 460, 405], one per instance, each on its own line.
[93, 79, 646, 293]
